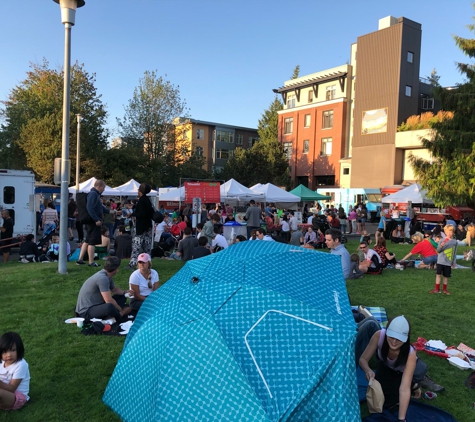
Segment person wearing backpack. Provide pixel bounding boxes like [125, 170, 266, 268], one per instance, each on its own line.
[76, 180, 112, 267]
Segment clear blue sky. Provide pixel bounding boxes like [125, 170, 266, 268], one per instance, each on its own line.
[0, 1, 472, 137]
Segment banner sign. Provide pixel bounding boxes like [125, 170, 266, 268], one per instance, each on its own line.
[184, 182, 220, 203]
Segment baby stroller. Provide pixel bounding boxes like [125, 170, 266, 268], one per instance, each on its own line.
[37, 223, 56, 250]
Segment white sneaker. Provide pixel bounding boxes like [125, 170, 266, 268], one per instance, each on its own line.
[20, 258, 29, 264]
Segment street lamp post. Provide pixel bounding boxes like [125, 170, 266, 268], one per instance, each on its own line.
[76, 114, 82, 191]
[53, 0, 85, 274]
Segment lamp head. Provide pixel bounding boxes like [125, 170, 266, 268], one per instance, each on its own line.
[53, 0, 85, 25]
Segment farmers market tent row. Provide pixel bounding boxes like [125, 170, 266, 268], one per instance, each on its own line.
[158, 179, 264, 205]
[69, 178, 157, 196]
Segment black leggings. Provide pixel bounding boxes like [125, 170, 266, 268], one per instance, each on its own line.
[375, 357, 427, 409]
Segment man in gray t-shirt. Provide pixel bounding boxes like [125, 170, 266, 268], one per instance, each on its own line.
[244, 200, 262, 239]
[75, 256, 133, 320]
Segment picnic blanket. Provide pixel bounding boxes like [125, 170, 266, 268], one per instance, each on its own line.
[352, 306, 388, 328]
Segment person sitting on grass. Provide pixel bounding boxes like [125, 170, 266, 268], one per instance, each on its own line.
[193, 236, 211, 259]
[373, 237, 397, 268]
[212, 226, 229, 251]
[128, 253, 159, 312]
[95, 226, 111, 259]
[358, 315, 428, 419]
[400, 231, 437, 269]
[325, 229, 351, 279]
[349, 253, 364, 279]
[19, 234, 40, 263]
[45, 234, 71, 262]
[391, 223, 405, 243]
[0, 332, 30, 411]
[113, 225, 132, 260]
[302, 226, 317, 248]
[256, 227, 275, 242]
[358, 240, 383, 275]
[430, 224, 457, 295]
[75, 256, 133, 321]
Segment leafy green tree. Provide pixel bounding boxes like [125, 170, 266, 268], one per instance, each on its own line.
[117, 71, 188, 160]
[409, 12, 475, 207]
[0, 60, 109, 183]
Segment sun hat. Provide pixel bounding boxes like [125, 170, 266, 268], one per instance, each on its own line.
[386, 315, 409, 343]
[137, 253, 151, 263]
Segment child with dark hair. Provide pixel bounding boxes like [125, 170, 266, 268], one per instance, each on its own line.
[114, 225, 132, 260]
[193, 236, 211, 259]
[0, 332, 30, 410]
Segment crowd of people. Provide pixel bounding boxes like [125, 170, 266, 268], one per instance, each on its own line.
[1, 188, 470, 415]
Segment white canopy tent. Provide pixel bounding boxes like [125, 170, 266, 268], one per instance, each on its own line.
[381, 183, 433, 204]
[68, 177, 120, 196]
[249, 183, 300, 208]
[220, 179, 264, 205]
[114, 179, 158, 197]
[158, 186, 185, 202]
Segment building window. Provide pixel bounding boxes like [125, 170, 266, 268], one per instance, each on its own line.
[315, 175, 335, 186]
[287, 95, 295, 109]
[195, 146, 203, 156]
[322, 110, 333, 129]
[326, 85, 336, 100]
[196, 129, 204, 140]
[321, 137, 332, 156]
[421, 97, 434, 110]
[284, 117, 293, 134]
[248, 137, 259, 148]
[304, 114, 311, 128]
[308, 90, 313, 103]
[303, 140, 309, 154]
[343, 167, 350, 175]
[405, 85, 412, 97]
[407, 51, 414, 63]
[235, 134, 243, 145]
[3, 186, 14, 204]
[216, 149, 233, 159]
[283, 142, 292, 160]
[216, 130, 234, 143]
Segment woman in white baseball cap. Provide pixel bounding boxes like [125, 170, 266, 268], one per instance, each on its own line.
[358, 315, 427, 421]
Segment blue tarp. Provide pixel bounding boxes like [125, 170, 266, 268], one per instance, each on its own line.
[104, 241, 360, 421]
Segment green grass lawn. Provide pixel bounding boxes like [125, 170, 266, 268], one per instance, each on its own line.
[1, 240, 474, 421]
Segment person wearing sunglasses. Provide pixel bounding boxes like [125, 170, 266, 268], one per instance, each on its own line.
[128, 253, 159, 312]
[358, 240, 383, 274]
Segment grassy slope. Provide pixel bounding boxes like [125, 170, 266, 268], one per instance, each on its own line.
[1, 240, 474, 421]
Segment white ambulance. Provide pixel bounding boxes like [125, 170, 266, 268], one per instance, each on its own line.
[0, 169, 36, 238]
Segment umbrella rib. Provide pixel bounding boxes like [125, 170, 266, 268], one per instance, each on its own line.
[213, 286, 242, 315]
[244, 310, 333, 399]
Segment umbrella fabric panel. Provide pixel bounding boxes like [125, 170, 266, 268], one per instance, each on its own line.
[198, 242, 354, 326]
[157, 315, 270, 422]
[124, 265, 196, 347]
[211, 286, 356, 421]
[282, 337, 360, 422]
[105, 299, 270, 421]
[103, 311, 174, 422]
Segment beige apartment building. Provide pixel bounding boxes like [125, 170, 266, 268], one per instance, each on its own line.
[173, 118, 259, 173]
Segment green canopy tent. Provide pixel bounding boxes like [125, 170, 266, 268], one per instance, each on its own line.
[290, 184, 331, 201]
